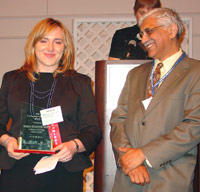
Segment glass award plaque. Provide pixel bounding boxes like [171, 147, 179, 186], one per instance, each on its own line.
[14, 103, 55, 154]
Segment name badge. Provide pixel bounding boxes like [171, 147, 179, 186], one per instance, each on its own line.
[142, 97, 152, 110]
[40, 106, 64, 126]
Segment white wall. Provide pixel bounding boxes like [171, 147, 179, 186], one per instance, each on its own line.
[0, 0, 199, 81]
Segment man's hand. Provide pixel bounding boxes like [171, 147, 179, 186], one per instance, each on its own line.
[128, 165, 150, 186]
[119, 147, 146, 175]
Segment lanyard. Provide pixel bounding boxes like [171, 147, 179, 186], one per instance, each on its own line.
[151, 52, 186, 95]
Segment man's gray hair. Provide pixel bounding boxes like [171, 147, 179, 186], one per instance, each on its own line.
[138, 8, 184, 39]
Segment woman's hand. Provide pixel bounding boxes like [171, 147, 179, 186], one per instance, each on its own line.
[6, 137, 30, 160]
[52, 140, 77, 162]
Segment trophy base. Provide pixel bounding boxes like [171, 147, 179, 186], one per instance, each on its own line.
[14, 149, 55, 154]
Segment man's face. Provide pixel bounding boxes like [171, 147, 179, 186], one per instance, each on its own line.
[140, 16, 173, 61]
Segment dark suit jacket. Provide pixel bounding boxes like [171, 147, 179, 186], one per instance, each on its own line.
[110, 56, 200, 192]
[109, 25, 149, 59]
[0, 70, 102, 172]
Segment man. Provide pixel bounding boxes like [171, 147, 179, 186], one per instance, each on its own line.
[110, 8, 200, 192]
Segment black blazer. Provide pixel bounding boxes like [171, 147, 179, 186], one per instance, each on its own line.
[0, 70, 102, 172]
[109, 25, 150, 59]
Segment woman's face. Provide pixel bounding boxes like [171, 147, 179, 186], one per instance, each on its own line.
[135, 7, 152, 24]
[34, 27, 65, 73]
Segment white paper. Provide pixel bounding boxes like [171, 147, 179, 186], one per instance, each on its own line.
[142, 97, 152, 110]
[40, 106, 63, 126]
[33, 156, 59, 174]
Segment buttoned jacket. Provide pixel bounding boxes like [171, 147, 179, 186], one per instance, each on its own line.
[110, 56, 200, 192]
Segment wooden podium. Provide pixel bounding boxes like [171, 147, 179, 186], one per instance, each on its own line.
[94, 60, 200, 192]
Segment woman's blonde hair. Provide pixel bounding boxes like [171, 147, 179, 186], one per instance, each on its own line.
[20, 18, 75, 81]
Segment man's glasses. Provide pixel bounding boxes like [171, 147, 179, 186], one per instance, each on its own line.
[138, 25, 165, 40]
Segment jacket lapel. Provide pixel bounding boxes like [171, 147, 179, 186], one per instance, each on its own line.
[144, 57, 188, 116]
[139, 63, 152, 113]
[18, 72, 30, 103]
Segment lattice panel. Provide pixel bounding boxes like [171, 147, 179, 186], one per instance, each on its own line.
[73, 17, 192, 82]
[73, 18, 138, 81]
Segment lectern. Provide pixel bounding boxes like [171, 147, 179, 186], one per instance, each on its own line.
[94, 60, 200, 192]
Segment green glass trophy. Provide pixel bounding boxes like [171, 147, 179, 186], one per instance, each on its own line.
[14, 103, 54, 154]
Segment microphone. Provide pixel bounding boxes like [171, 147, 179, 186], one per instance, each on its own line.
[125, 40, 136, 59]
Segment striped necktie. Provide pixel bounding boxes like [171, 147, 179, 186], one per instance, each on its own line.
[147, 63, 163, 98]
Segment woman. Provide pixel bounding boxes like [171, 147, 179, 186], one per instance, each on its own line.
[0, 18, 102, 192]
[108, 0, 161, 60]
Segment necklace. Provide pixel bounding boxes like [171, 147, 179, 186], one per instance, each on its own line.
[29, 76, 57, 121]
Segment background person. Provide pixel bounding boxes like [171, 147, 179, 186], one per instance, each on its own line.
[0, 18, 102, 192]
[108, 0, 161, 60]
[110, 8, 200, 192]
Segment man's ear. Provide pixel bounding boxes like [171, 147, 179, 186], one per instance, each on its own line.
[168, 23, 178, 39]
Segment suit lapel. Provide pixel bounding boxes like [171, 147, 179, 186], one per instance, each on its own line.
[18, 72, 30, 103]
[144, 57, 188, 116]
[139, 63, 152, 113]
